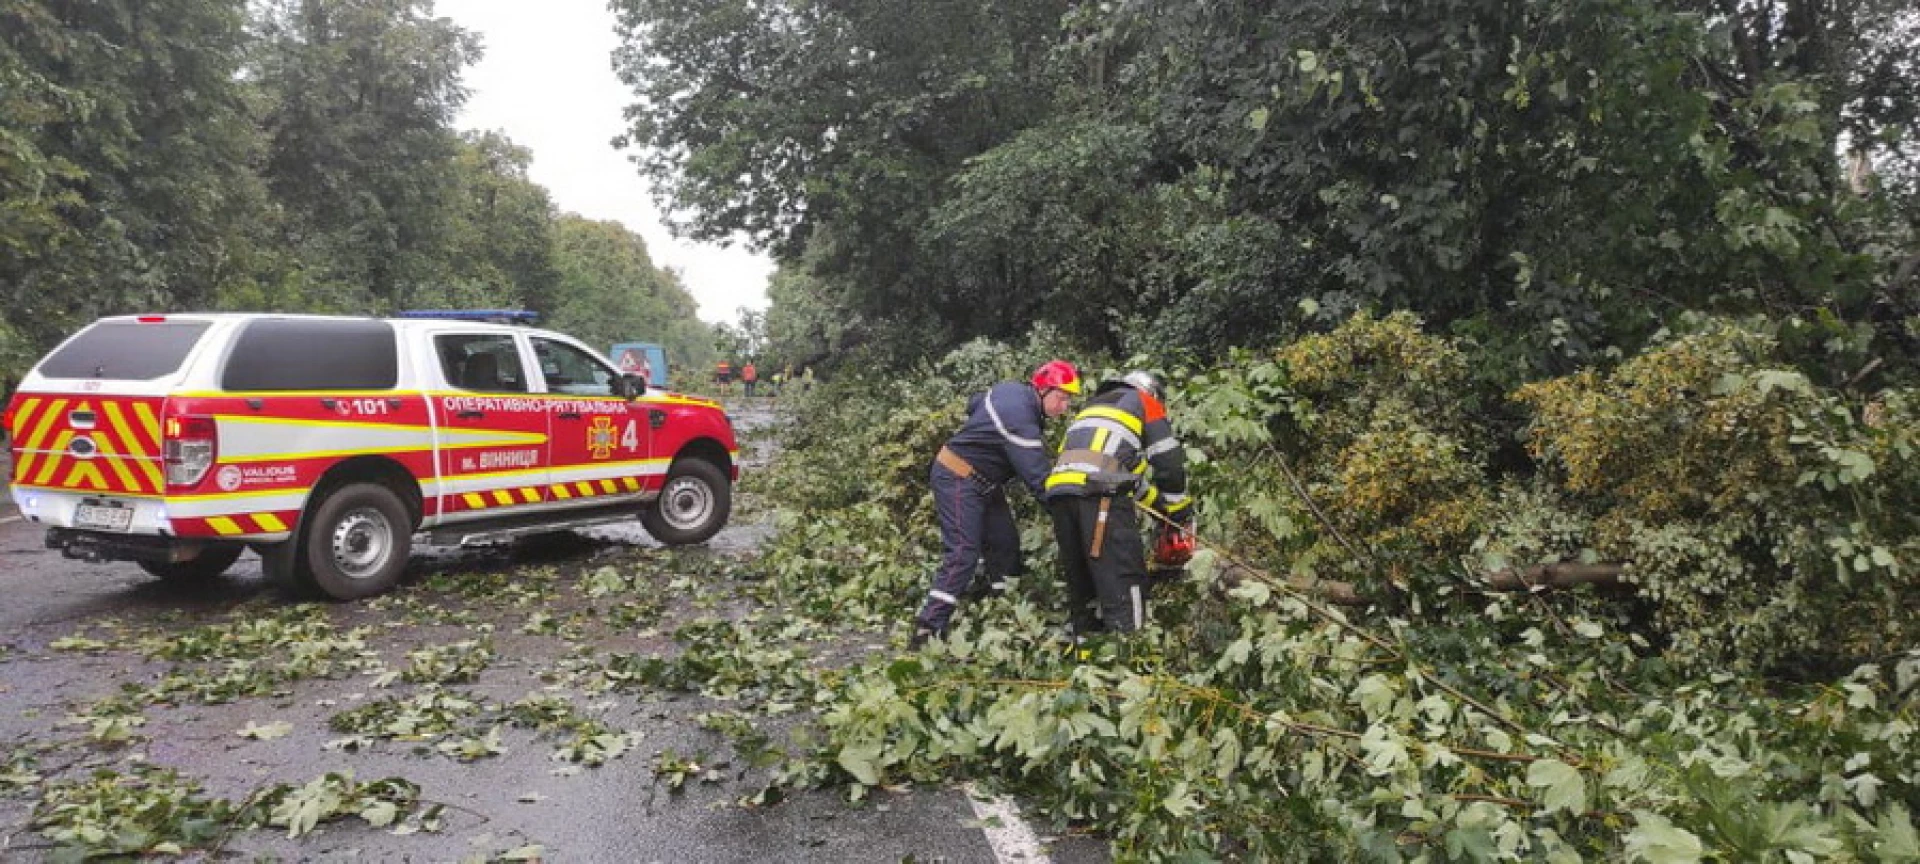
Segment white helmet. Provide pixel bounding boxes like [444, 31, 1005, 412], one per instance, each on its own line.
[1122, 370, 1163, 399]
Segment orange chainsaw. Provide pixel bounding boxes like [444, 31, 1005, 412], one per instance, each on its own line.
[1147, 519, 1196, 583]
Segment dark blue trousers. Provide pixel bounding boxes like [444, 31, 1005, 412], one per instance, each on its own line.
[916, 462, 1021, 633]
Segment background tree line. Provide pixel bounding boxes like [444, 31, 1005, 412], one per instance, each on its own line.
[0, 0, 714, 386]
[612, 0, 1918, 394]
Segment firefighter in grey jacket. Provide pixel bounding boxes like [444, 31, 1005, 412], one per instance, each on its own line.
[1045, 371, 1192, 634]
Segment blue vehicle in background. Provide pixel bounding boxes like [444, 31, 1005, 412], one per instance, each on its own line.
[609, 342, 669, 389]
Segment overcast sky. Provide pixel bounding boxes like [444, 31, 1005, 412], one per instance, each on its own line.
[438, 0, 773, 325]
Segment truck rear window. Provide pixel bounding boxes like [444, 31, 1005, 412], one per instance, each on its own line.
[37, 320, 212, 380]
[222, 319, 399, 391]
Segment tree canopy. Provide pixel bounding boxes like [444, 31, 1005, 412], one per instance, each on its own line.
[613, 0, 1919, 386]
[0, 0, 708, 387]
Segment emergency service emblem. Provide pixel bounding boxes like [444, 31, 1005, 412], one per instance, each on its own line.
[586, 416, 618, 460]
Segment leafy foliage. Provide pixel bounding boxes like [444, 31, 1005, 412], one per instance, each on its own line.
[32, 765, 242, 860]
[719, 316, 1920, 861]
[1516, 320, 1919, 671]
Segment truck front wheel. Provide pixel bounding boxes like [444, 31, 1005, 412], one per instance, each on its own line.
[297, 482, 413, 600]
[641, 459, 730, 545]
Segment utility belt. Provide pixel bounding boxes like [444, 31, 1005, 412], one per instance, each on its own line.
[936, 446, 1002, 490]
[1053, 449, 1141, 496]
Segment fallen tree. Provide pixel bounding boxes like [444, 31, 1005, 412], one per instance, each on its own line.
[1214, 560, 1628, 606]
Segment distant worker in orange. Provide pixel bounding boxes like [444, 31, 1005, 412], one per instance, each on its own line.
[742, 361, 758, 397]
[714, 359, 732, 393]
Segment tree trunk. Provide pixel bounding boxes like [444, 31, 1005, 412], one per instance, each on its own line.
[1218, 562, 1627, 606]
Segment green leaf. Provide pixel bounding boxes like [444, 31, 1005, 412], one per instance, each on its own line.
[1161, 782, 1200, 817]
[237, 720, 293, 740]
[836, 741, 883, 785]
[360, 799, 398, 828]
[1526, 759, 1587, 815]
[1873, 803, 1920, 862]
[1625, 811, 1704, 864]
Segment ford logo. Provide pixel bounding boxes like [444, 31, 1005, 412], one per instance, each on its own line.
[69, 436, 98, 458]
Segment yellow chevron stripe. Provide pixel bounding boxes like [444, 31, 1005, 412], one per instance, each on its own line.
[253, 513, 287, 532]
[491, 489, 515, 506]
[575, 482, 594, 497]
[13, 451, 36, 484]
[519, 487, 540, 503]
[130, 401, 161, 448]
[66, 460, 108, 491]
[206, 517, 243, 535]
[102, 402, 162, 490]
[22, 398, 68, 451]
[599, 479, 616, 494]
[9, 397, 42, 440]
[463, 493, 486, 509]
[89, 436, 142, 491]
[33, 431, 73, 485]
[621, 477, 640, 492]
[550, 484, 573, 500]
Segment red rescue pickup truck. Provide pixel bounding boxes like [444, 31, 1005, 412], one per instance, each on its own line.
[4, 313, 737, 599]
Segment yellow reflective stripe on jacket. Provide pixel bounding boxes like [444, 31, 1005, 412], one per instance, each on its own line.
[1045, 471, 1089, 490]
[1089, 427, 1110, 453]
[1077, 405, 1142, 435]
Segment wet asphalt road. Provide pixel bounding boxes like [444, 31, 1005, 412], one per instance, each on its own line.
[0, 402, 1111, 863]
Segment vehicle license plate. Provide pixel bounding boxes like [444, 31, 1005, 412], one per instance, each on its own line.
[74, 502, 134, 532]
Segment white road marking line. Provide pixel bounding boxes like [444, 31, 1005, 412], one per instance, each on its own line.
[964, 782, 1051, 863]
[0, 515, 21, 525]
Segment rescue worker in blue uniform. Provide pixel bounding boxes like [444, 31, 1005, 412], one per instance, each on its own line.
[912, 360, 1082, 647]
[1045, 371, 1192, 635]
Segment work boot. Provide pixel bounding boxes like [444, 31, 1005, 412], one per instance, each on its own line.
[907, 627, 939, 650]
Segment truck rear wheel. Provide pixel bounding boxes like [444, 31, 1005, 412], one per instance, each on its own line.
[137, 544, 243, 584]
[641, 459, 730, 545]
[297, 482, 413, 600]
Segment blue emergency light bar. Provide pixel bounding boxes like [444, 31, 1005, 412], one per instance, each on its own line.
[395, 309, 539, 324]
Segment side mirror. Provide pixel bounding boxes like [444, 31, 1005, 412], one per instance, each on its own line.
[617, 373, 648, 400]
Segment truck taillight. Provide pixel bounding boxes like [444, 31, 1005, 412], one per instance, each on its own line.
[163, 415, 218, 489]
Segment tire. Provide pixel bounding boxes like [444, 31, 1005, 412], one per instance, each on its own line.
[295, 482, 413, 600]
[641, 459, 731, 545]
[137, 544, 243, 583]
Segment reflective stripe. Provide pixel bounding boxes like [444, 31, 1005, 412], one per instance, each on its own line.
[1068, 417, 1140, 451]
[1090, 428, 1110, 453]
[1053, 461, 1107, 475]
[1164, 497, 1193, 513]
[1046, 471, 1089, 490]
[207, 517, 243, 536]
[1129, 585, 1144, 630]
[1142, 437, 1180, 458]
[1138, 486, 1159, 507]
[1162, 491, 1188, 504]
[984, 391, 1042, 449]
[1078, 406, 1141, 434]
[254, 513, 288, 532]
[929, 590, 959, 605]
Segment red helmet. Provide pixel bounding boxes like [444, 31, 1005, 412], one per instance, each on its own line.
[1030, 360, 1081, 395]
